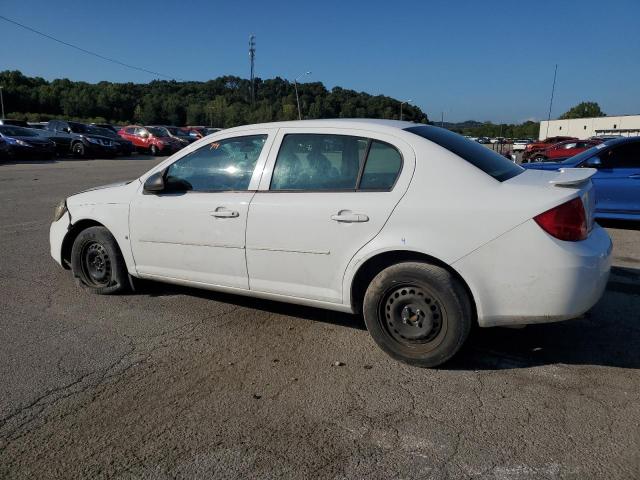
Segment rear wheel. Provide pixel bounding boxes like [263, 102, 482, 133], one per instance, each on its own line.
[532, 154, 547, 162]
[363, 262, 472, 368]
[70, 226, 129, 294]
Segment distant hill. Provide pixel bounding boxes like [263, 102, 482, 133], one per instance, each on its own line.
[0, 70, 429, 127]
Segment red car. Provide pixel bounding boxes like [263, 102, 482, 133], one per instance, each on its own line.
[522, 136, 578, 162]
[530, 139, 603, 162]
[118, 125, 182, 156]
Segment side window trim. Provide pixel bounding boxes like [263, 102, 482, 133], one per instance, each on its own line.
[266, 134, 403, 193]
[138, 129, 277, 194]
[164, 134, 268, 193]
[357, 139, 404, 192]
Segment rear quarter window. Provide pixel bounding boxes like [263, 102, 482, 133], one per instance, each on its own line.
[405, 126, 523, 182]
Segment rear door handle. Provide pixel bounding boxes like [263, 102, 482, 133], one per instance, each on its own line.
[331, 210, 369, 223]
[211, 208, 239, 218]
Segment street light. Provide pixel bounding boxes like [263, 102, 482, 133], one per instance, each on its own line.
[293, 71, 311, 120]
[400, 99, 412, 121]
[0, 87, 5, 120]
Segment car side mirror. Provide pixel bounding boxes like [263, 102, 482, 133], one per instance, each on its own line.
[584, 156, 602, 168]
[143, 171, 165, 194]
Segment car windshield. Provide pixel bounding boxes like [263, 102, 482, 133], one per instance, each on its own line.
[0, 125, 39, 137]
[405, 125, 523, 182]
[68, 122, 89, 133]
[166, 127, 183, 135]
[88, 126, 114, 137]
[147, 127, 167, 137]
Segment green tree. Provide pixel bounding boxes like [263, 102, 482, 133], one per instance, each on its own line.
[559, 102, 605, 119]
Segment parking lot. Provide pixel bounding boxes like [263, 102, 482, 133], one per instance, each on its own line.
[1, 157, 639, 479]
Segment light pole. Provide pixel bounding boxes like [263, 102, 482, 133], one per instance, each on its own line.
[400, 99, 412, 121]
[0, 87, 4, 119]
[293, 71, 311, 120]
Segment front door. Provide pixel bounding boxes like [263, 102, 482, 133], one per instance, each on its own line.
[591, 142, 640, 216]
[245, 129, 414, 303]
[130, 131, 274, 288]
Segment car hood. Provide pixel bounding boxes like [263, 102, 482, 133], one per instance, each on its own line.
[12, 136, 53, 144]
[67, 180, 142, 208]
[78, 180, 133, 194]
[82, 134, 114, 142]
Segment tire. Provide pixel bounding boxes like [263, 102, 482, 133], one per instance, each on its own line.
[72, 142, 86, 157]
[149, 144, 159, 156]
[363, 262, 472, 368]
[70, 226, 129, 294]
[533, 155, 546, 162]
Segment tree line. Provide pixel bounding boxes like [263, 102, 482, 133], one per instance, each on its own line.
[0, 70, 428, 126]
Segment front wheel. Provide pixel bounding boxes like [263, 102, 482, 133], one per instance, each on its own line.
[149, 144, 159, 156]
[70, 226, 129, 294]
[363, 262, 472, 368]
[72, 142, 86, 157]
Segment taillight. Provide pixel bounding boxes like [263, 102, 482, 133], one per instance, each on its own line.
[534, 197, 588, 241]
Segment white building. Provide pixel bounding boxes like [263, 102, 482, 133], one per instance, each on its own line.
[538, 114, 640, 140]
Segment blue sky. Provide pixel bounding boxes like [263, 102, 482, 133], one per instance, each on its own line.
[1, 0, 639, 123]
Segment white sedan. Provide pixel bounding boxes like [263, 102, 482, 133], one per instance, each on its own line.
[512, 139, 532, 151]
[50, 119, 612, 367]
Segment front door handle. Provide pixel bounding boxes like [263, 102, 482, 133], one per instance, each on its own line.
[629, 174, 640, 179]
[331, 210, 369, 223]
[211, 208, 239, 218]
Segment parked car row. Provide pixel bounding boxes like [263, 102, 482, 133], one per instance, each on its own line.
[0, 118, 223, 161]
[464, 136, 536, 147]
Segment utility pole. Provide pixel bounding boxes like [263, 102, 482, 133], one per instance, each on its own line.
[0, 86, 4, 119]
[249, 35, 256, 105]
[400, 99, 412, 121]
[293, 71, 311, 120]
[441, 111, 444, 127]
[546, 64, 558, 138]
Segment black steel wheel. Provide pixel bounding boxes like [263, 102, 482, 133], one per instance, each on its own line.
[72, 142, 86, 157]
[363, 262, 472, 368]
[80, 241, 112, 288]
[382, 284, 445, 346]
[70, 226, 129, 294]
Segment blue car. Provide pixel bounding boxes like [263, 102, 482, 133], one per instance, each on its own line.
[523, 137, 640, 221]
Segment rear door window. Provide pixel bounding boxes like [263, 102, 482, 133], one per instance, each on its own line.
[359, 141, 403, 190]
[404, 125, 523, 181]
[270, 134, 404, 191]
[270, 134, 368, 190]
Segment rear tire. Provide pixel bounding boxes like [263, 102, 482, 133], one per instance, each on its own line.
[363, 262, 472, 368]
[70, 226, 129, 294]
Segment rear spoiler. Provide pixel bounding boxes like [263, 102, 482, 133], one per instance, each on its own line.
[547, 168, 596, 188]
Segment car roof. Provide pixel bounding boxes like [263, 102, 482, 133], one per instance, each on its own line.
[601, 136, 640, 147]
[219, 119, 419, 135]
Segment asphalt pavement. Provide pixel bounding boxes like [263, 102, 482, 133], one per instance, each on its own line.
[1, 157, 639, 479]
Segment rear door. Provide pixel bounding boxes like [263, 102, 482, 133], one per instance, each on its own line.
[591, 142, 640, 215]
[245, 128, 414, 303]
